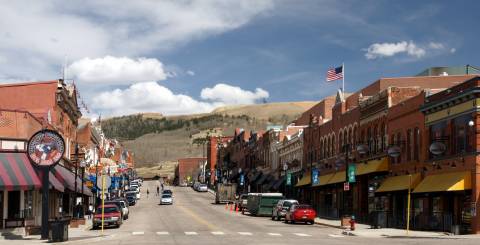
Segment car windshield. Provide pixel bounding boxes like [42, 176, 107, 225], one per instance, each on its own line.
[284, 201, 297, 207]
[295, 205, 312, 210]
[120, 202, 126, 208]
[162, 194, 172, 198]
[96, 207, 118, 214]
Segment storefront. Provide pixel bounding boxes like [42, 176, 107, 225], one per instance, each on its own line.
[411, 171, 472, 234]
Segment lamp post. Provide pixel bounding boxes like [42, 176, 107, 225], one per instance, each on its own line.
[386, 144, 410, 235]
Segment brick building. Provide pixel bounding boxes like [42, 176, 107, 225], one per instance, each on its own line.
[206, 136, 232, 186]
[176, 157, 207, 186]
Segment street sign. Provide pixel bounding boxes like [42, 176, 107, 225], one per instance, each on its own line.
[344, 182, 350, 191]
[312, 168, 319, 185]
[27, 129, 65, 167]
[286, 173, 292, 186]
[96, 175, 111, 190]
[347, 164, 356, 183]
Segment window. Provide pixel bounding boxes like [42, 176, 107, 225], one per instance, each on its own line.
[396, 132, 402, 163]
[406, 129, 412, 162]
[429, 121, 448, 158]
[453, 115, 474, 153]
[414, 127, 420, 161]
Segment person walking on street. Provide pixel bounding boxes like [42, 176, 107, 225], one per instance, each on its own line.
[156, 186, 160, 196]
[161, 183, 164, 191]
[147, 189, 150, 198]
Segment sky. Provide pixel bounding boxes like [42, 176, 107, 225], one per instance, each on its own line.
[0, 0, 479, 118]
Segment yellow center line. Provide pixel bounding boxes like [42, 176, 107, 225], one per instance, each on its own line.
[177, 204, 220, 231]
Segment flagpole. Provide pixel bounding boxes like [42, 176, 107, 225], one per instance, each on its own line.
[342, 62, 345, 98]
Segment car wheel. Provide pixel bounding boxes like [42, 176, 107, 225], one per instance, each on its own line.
[276, 215, 280, 221]
[291, 220, 295, 224]
[271, 215, 275, 220]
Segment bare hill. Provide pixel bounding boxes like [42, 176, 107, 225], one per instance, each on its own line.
[102, 101, 317, 167]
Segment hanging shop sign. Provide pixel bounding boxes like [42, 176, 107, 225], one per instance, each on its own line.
[27, 129, 65, 167]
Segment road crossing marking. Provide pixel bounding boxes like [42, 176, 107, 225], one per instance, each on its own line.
[132, 231, 144, 235]
[156, 231, 169, 235]
[293, 233, 311, 237]
[185, 231, 198, 235]
[328, 234, 345, 238]
[238, 232, 252, 236]
[211, 231, 225, 235]
[267, 233, 282, 236]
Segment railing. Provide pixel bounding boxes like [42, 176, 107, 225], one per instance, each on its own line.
[412, 212, 453, 232]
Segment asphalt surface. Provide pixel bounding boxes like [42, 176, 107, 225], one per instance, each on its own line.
[66, 180, 480, 245]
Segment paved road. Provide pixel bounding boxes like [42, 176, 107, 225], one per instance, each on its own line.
[68, 181, 480, 245]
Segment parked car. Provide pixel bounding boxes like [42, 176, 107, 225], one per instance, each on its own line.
[284, 204, 316, 224]
[272, 199, 299, 221]
[193, 182, 200, 191]
[235, 194, 248, 212]
[93, 204, 123, 229]
[104, 199, 129, 220]
[197, 184, 208, 192]
[160, 193, 173, 205]
[126, 191, 137, 206]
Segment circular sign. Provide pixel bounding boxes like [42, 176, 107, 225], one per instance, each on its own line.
[387, 145, 401, 158]
[27, 129, 65, 167]
[429, 141, 446, 155]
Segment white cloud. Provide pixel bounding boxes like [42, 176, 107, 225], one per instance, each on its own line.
[68, 56, 168, 84]
[428, 42, 445, 49]
[365, 41, 425, 59]
[200, 83, 269, 104]
[0, 1, 274, 81]
[450, 48, 456, 53]
[92, 82, 269, 116]
[186, 70, 196, 76]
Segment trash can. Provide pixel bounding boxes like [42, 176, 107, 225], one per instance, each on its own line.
[48, 219, 69, 242]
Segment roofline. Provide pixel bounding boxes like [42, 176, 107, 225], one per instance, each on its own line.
[0, 80, 59, 88]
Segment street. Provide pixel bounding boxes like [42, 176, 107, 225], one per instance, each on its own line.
[65, 181, 480, 245]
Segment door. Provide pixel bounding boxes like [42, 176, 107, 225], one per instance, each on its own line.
[7, 191, 20, 219]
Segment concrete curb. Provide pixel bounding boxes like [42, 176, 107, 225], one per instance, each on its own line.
[314, 220, 343, 229]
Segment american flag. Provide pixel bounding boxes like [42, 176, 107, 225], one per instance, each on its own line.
[326, 66, 343, 82]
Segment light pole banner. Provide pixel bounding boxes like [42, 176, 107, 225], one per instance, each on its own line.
[312, 168, 319, 185]
[286, 173, 292, 186]
[348, 164, 356, 183]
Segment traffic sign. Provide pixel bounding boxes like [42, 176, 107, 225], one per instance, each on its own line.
[96, 175, 111, 190]
[343, 182, 350, 191]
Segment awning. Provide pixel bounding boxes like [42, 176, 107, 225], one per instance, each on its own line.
[356, 157, 389, 176]
[0, 153, 41, 191]
[255, 173, 271, 185]
[312, 173, 335, 187]
[52, 165, 93, 196]
[34, 168, 65, 192]
[272, 178, 285, 190]
[376, 173, 421, 193]
[413, 171, 471, 193]
[327, 171, 346, 185]
[249, 171, 262, 183]
[295, 172, 311, 187]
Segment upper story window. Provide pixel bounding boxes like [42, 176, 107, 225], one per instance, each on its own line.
[452, 114, 474, 154]
[429, 121, 448, 158]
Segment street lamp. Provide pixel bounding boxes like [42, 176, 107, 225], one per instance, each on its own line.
[387, 143, 410, 235]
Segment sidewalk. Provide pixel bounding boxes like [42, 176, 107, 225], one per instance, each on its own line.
[314, 217, 477, 239]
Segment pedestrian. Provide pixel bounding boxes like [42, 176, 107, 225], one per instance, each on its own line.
[147, 188, 150, 198]
[156, 186, 160, 196]
[161, 183, 164, 191]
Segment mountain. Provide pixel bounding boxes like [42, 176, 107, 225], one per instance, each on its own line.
[101, 101, 317, 166]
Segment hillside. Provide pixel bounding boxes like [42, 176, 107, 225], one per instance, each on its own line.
[101, 101, 317, 167]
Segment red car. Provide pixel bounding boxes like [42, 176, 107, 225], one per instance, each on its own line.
[93, 204, 123, 229]
[285, 204, 316, 224]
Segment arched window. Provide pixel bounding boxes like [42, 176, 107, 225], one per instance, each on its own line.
[332, 134, 336, 156]
[339, 131, 344, 153]
[414, 127, 420, 161]
[343, 129, 348, 152]
[373, 125, 378, 154]
[381, 122, 386, 151]
[396, 132, 402, 163]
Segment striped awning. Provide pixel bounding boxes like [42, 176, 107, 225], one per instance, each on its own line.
[52, 165, 93, 196]
[35, 169, 65, 192]
[0, 153, 41, 191]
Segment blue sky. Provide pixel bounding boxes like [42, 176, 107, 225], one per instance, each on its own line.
[0, 1, 478, 117]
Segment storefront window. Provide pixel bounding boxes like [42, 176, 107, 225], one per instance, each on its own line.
[24, 191, 33, 219]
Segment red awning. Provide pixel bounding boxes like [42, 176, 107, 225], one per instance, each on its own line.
[35, 169, 65, 192]
[0, 153, 41, 191]
[52, 165, 92, 196]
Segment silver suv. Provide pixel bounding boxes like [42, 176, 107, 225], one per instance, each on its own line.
[271, 199, 298, 221]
